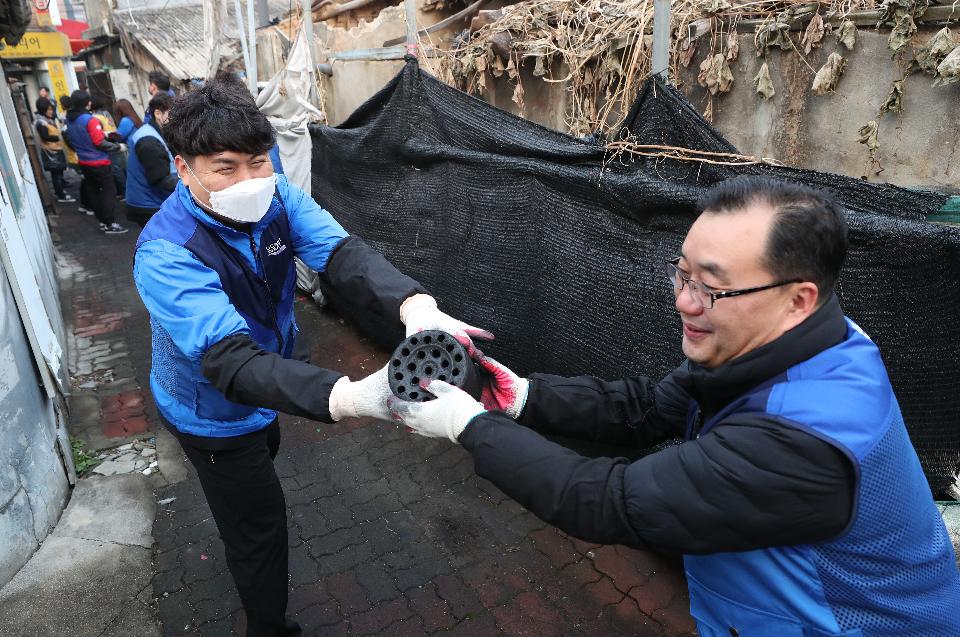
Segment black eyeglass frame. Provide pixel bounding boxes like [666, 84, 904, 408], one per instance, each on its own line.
[666, 257, 803, 310]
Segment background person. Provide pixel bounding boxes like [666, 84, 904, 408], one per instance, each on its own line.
[391, 175, 960, 637]
[125, 93, 177, 227]
[91, 94, 126, 197]
[63, 90, 127, 234]
[112, 98, 142, 143]
[34, 97, 73, 203]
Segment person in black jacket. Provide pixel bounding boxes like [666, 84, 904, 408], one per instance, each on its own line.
[390, 176, 960, 637]
[125, 93, 177, 227]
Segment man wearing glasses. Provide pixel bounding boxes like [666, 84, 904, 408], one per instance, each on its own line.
[391, 175, 960, 636]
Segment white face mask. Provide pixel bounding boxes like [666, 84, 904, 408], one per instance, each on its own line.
[186, 163, 277, 224]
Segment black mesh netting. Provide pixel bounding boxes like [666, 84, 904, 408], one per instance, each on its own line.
[311, 59, 960, 497]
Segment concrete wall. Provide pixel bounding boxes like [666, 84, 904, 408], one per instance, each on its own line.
[0, 262, 70, 588]
[680, 29, 960, 191]
[319, 25, 960, 191]
[0, 66, 71, 589]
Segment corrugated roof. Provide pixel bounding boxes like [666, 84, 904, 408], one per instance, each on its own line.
[113, 1, 291, 81]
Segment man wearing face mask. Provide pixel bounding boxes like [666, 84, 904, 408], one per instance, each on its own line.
[132, 72, 491, 637]
[125, 93, 177, 228]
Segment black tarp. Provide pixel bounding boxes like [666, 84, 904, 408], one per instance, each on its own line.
[311, 59, 960, 497]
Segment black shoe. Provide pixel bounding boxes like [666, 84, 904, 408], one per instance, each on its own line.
[103, 223, 129, 235]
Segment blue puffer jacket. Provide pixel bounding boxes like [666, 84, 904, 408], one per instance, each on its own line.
[133, 176, 348, 437]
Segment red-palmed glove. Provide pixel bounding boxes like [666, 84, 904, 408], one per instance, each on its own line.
[400, 294, 493, 356]
[475, 355, 529, 419]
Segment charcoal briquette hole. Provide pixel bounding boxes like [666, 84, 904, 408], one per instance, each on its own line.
[441, 360, 450, 368]
[454, 354, 463, 362]
[417, 351, 426, 359]
[452, 368, 460, 376]
[401, 348, 410, 356]
[424, 335, 432, 343]
[424, 366, 433, 374]
[409, 392, 419, 400]
[394, 373, 403, 380]
[397, 386, 406, 393]
[407, 363, 416, 371]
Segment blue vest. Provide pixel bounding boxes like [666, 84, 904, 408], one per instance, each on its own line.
[684, 320, 960, 637]
[66, 113, 108, 163]
[126, 124, 175, 209]
[138, 192, 297, 436]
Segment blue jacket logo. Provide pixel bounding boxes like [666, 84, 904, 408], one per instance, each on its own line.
[265, 238, 287, 257]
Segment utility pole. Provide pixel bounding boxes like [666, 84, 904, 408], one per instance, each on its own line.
[256, 0, 270, 28]
[247, 0, 259, 92]
[302, 0, 315, 101]
[652, 0, 671, 79]
[404, 0, 417, 56]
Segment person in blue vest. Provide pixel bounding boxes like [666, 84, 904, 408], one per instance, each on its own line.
[391, 175, 960, 637]
[132, 71, 491, 637]
[62, 90, 128, 234]
[125, 93, 177, 227]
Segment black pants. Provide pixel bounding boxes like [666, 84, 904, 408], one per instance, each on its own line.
[79, 164, 116, 225]
[174, 420, 301, 637]
[49, 167, 66, 198]
[126, 203, 159, 228]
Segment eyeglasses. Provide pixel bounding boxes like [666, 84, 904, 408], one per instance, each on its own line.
[666, 257, 802, 310]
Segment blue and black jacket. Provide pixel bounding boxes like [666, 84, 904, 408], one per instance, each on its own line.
[460, 296, 960, 636]
[134, 175, 425, 437]
[125, 121, 177, 209]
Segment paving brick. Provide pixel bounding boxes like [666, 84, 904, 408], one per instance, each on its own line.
[346, 596, 412, 636]
[52, 206, 693, 636]
[325, 571, 372, 616]
[405, 582, 457, 632]
[490, 590, 566, 637]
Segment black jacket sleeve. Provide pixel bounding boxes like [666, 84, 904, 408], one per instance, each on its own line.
[318, 236, 428, 348]
[60, 127, 75, 151]
[95, 137, 121, 153]
[519, 368, 690, 448]
[135, 137, 178, 192]
[201, 333, 345, 422]
[35, 121, 59, 142]
[459, 411, 854, 553]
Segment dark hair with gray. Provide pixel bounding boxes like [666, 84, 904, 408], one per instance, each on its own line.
[163, 71, 274, 160]
[696, 175, 848, 305]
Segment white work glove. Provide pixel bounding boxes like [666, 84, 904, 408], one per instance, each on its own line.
[118, 143, 128, 153]
[474, 355, 529, 419]
[388, 380, 486, 443]
[400, 294, 493, 356]
[328, 364, 392, 422]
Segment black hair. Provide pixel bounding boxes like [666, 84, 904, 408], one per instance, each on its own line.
[36, 97, 53, 114]
[146, 93, 172, 119]
[39, 86, 49, 93]
[90, 94, 109, 111]
[163, 71, 274, 159]
[149, 71, 171, 92]
[69, 90, 91, 110]
[59, 94, 71, 109]
[696, 175, 848, 305]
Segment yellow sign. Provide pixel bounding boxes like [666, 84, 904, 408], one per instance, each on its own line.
[35, 10, 53, 28]
[46, 59, 69, 107]
[0, 31, 71, 60]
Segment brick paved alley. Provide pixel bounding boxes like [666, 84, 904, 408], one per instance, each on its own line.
[52, 200, 696, 637]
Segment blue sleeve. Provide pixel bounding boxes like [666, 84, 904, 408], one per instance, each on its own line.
[133, 240, 250, 361]
[117, 117, 136, 141]
[268, 144, 284, 174]
[278, 176, 349, 272]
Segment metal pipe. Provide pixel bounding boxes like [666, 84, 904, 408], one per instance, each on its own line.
[652, 0, 671, 78]
[303, 0, 316, 101]
[404, 0, 417, 56]
[257, 0, 270, 27]
[247, 0, 258, 92]
[234, 0, 252, 92]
